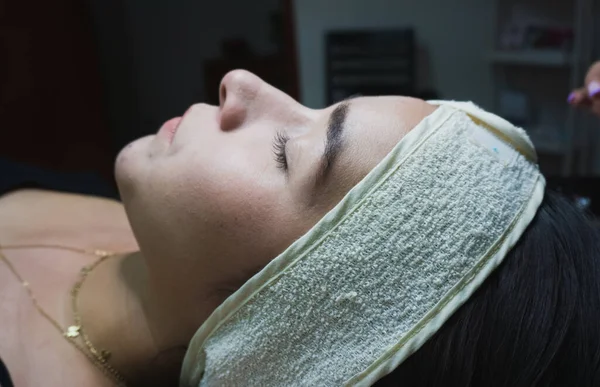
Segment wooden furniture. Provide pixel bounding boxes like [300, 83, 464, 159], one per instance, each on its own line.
[0, 0, 113, 182]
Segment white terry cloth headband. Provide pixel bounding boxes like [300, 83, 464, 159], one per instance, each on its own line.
[180, 101, 546, 387]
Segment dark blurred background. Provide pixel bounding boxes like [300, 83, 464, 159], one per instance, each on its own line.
[1, 0, 599, 216]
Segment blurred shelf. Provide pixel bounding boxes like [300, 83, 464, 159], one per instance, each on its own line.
[488, 50, 573, 67]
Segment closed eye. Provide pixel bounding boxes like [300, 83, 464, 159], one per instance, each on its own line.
[273, 131, 289, 171]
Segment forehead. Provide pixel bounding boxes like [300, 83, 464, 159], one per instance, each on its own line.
[338, 96, 435, 180]
[347, 96, 432, 135]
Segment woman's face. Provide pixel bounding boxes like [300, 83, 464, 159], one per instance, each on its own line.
[116, 70, 436, 292]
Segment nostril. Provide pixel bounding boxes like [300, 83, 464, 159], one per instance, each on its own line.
[219, 82, 227, 107]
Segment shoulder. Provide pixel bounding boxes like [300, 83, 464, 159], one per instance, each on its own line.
[0, 189, 137, 252]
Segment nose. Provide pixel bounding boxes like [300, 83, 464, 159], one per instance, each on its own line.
[218, 69, 307, 131]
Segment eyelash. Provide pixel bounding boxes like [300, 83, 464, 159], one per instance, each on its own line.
[272, 131, 289, 171]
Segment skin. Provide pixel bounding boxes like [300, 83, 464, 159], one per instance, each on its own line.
[568, 61, 600, 117]
[0, 70, 436, 386]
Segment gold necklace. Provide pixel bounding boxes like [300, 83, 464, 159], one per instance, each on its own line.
[0, 244, 128, 386]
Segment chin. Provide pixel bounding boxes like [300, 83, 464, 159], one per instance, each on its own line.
[114, 136, 153, 198]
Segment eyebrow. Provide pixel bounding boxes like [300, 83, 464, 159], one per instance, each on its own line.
[315, 101, 351, 186]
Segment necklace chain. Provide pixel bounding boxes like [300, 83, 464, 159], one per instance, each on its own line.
[0, 244, 128, 386]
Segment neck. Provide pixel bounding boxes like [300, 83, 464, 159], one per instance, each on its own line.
[75, 252, 223, 386]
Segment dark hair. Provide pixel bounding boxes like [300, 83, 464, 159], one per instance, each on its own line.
[374, 190, 600, 387]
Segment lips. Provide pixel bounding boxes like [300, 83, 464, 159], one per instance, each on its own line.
[159, 117, 183, 143]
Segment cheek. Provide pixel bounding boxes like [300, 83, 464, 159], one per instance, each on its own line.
[189, 176, 300, 276]
[190, 168, 307, 269]
[164, 150, 288, 244]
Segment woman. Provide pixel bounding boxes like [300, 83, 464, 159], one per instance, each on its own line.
[0, 70, 598, 386]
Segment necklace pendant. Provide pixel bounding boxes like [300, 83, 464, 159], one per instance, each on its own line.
[65, 325, 81, 338]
